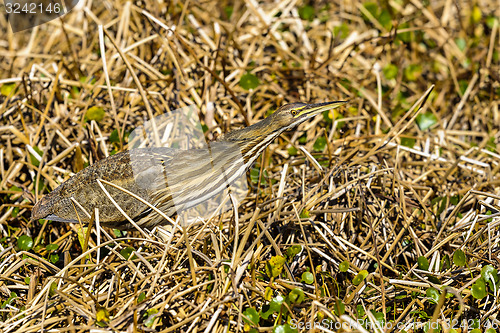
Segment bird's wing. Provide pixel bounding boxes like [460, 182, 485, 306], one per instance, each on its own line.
[44, 214, 80, 223]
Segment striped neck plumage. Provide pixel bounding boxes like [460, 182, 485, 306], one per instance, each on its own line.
[219, 117, 287, 164]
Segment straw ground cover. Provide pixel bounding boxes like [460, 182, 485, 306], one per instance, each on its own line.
[0, 0, 499, 331]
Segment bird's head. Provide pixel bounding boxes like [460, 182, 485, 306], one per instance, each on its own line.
[267, 101, 348, 131]
[221, 100, 347, 143]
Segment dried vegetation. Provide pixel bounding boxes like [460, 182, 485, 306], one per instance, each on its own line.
[0, 0, 499, 332]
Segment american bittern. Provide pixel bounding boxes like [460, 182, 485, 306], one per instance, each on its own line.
[31, 101, 346, 230]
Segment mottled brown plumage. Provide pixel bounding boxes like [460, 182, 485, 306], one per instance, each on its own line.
[31, 101, 346, 230]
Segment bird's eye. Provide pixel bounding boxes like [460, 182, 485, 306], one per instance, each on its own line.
[291, 109, 297, 116]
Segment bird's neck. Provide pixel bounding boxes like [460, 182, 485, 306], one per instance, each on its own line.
[218, 119, 284, 164]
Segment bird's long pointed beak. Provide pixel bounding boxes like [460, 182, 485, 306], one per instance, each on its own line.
[299, 101, 348, 117]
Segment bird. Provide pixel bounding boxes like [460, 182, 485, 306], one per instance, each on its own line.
[31, 101, 346, 230]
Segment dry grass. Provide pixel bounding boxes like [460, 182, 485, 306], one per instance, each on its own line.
[0, 0, 499, 332]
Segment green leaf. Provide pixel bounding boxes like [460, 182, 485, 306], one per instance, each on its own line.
[264, 286, 273, 301]
[313, 137, 327, 151]
[143, 308, 158, 327]
[458, 80, 469, 95]
[426, 287, 440, 304]
[322, 110, 333, 124]
[299, 209, 309, 218]
[371, 311, 386, 329]
[49, 254, 59, 264]
[224, 6, 233, 19]
[471, 6, 482, 23]
[79, 76, 96, 85]
[378, 9, 393, 30]
[333, 23, 349, 39]
[339, 260, 349, 272]
[417, 256, 430, 271]
[481, 264, 499, 291]
[318, 159, 329, 167]
[356, 304, 365, 317]
[362, 2, 379, 22]
[85, 106, 106, 122]
[397, 24, 412, 43]
[298, 5, 315, 21]
[138, 292, 146, 303]
[301, 271, 314, 284]
[486, 136, 497, 152]
[11, 207, 19, 217]
[109, 129, 120, 144]
[400, 137, 416, 148]
[287, 146, 298, 156]
[333, 114, 345, 129]
[250, 167, 267, 185]
[288, 288, 305, 304]
[71, 85, 80, 97]
[9, 185, 22, 194]
[96, 307, 110, 323]
[286, 245, 301, 259]
[18, 235, 34, 251]
[120, 247, 136, 260]
[243, 307, 260, 325]
[113, 229, 126, 237]
[471, 278, 487, 299]
[29, 146, 43, 167]
[49, 282, 57, 296]
[46, 243, 59, 252]
[401, 238, 413, 247]
[333, 299, 345, 315]
[404, 64, 422, 81]
[440, 254, 451, 271]
[1, 292, 17, 308]
[77, 227, 88, 249]
[1, 83, 16, 97]
[470, 319, 480, 329]
[250, 168, 259, 183]
[383, 63, 398, 80]
[266, 255, 286, 278]
[453, 249, 466, 266]
[352, 270, 368, 285]
[450, 195, 460, 205]
[239, 73, 260, 90]
[486, 16, 498, 29]
[260, 295, 284, 319]
[455, 38, 467, 52]
[415, 112, 437, 131]
[428, 275, 442, 285]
